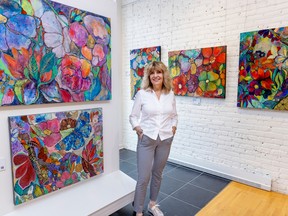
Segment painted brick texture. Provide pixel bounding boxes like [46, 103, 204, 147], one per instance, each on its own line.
[121, 0, 288, 194]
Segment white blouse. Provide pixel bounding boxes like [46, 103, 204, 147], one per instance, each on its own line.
[129, 89, 178, 141]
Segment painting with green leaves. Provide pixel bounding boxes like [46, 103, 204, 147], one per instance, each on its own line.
[169, 46, 226, 98]
[0, 0, 111, 106]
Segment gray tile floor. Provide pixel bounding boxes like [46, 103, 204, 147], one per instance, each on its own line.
[110, 149, 230, 216]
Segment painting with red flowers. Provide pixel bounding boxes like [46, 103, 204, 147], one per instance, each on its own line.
[238, 27, 288, 110]
[169, 46, 226, 98]
[130, 46, 161, 99]
[9, 108, 103, 205]
[0, 0, 111, 106]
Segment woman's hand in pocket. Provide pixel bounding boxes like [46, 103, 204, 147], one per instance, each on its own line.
[134, 126, 143, 138]
[172, 126, 177, 135]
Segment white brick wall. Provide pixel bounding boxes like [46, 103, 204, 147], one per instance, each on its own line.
[121, 0, 288, 194]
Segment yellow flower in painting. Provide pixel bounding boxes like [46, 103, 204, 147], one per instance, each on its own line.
[190, 59, 197, 75]
[169, 55, 180, 77]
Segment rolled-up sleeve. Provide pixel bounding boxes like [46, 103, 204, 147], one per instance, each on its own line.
[129, 91, 142, 129]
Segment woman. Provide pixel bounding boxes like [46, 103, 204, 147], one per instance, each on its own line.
[129, 61, 178, 216]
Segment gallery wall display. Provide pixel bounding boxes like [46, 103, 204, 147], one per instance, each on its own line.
[0, 0, 111, 106]
[238, 26, 288, 110]
[130, 46, 161, 99]
[9, 108, 104, 205]
[169, 46, 226, 98]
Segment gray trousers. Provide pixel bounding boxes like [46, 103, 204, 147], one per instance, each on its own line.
[133, 134, 173, 213]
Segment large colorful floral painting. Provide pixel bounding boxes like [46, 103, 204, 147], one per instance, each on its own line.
[9, 108, 103, 205]
[238, 27, 288, 110]
[130, 46, 161, 99]
[169, 46, 226, 98]
[0, 0, 111, 106]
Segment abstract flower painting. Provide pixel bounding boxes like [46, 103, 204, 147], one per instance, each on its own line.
[169, 46, 226, 98]
[0, 0, 111, 106]
[9, 108, 103, 205]
[238, 27, 288, 110]
[130, 46, 161, 99]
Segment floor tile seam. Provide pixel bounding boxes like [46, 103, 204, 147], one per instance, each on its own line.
[169, 195, 202, 210]
[164, 173, 202, 184]
[187, 182, 219, 194]
[165, 180, 192, 198]
[158, 192, 201, 210]
[186, 173, 205, 185]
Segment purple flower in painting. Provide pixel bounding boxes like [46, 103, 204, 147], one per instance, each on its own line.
[83, 15, 110, 45]
[69, 22, 88, 47]
[67, 15, 110, 67]
[0, 1, 37, 51]
[10, 128, 25, 155]
[187, 75, 199, 93]
[179, 55, 191, 73]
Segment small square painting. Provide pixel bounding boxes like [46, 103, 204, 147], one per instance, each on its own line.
[130, 46, 161, 99]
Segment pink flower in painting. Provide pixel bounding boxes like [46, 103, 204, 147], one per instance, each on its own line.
[83, 15, 109, 44]
[37, 119, 61, 148]
[57, 55, 92, 102]
[69, 22, 88, 47]
[81, 43, 108, 67]
[76, 15, 110, 67]
[13, 154, 36, 189]
[41, 11, 71, 58]
[56, 171, 78, 189]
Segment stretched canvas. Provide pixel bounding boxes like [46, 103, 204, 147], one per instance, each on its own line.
[9, 108, 103, 205]
[238, 27, 288, 110]
[0, 0, 111, 106]
[130, 46, 161, 99]
[169, 46, 226, 98]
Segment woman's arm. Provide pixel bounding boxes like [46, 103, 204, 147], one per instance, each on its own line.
[129, 91, 142, 131]
[171, 93, 178, 135]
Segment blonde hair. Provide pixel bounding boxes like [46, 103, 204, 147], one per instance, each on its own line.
[141, 61, 172, 93]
